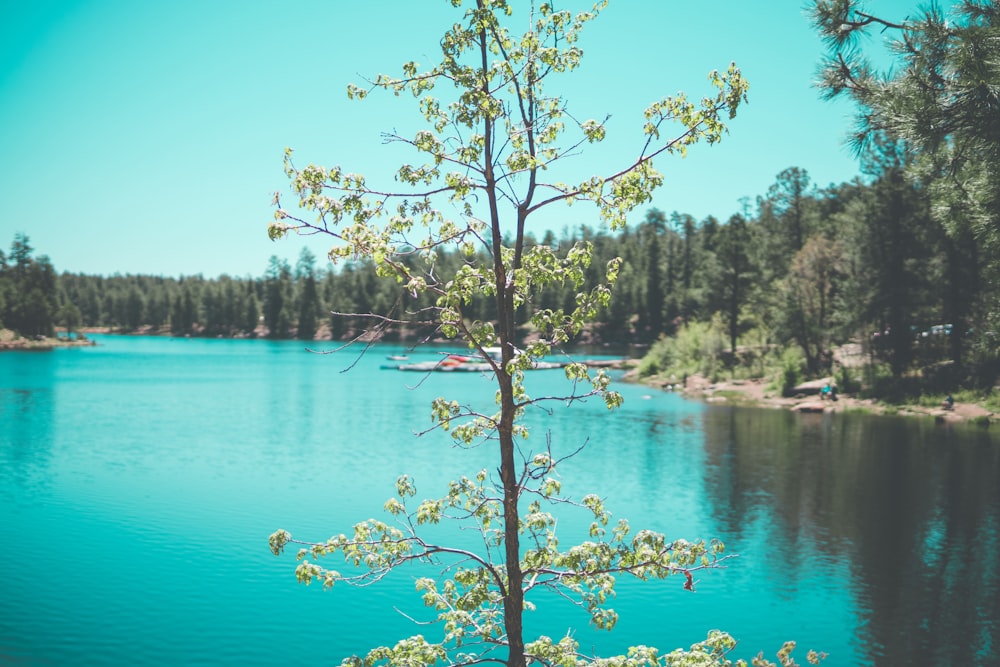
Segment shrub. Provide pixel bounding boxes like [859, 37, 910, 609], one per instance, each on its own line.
[637, 320, 728, 381]
[835, 364, 862, 395]
[777, 347, 806, 397]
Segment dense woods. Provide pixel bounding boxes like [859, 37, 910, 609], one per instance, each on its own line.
[4, 156, 998, 391]
[3, 3, 994, 401]
[4, 0, 997, 396]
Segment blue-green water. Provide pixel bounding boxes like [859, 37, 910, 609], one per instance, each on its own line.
[1, 336, 997, 666]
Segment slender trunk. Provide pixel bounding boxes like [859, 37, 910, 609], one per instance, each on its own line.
[474, 5, 525, 663]
[499, 374, 525, 667]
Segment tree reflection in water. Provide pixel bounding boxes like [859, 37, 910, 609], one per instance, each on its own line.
[701, 406, 999, 666]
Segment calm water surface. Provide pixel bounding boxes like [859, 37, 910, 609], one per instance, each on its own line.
[1, 336, 997, 666]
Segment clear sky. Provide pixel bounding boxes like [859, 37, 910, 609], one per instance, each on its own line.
[0, 0, 917, 278]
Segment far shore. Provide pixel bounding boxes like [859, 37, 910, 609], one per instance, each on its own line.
[0, 328, 97, 351]
[635, 371, 995, 426]
[6, 327, 993, 426]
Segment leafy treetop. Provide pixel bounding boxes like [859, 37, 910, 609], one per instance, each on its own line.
[267, 2, 820, 666]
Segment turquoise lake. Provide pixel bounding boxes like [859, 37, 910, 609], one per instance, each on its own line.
[1, 336, 998, 666]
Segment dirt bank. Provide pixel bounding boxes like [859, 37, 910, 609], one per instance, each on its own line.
[645, 373, 995, 426]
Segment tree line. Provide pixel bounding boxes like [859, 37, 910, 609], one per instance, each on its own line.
[4, 148, 997, 389]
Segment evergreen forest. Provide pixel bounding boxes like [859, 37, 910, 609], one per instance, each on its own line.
[5, 1, 998, 402]
[4, 155, 998, 396]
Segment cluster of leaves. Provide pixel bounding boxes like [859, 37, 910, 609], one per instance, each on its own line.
[813, 0, 998, 198]
[270, 463, 734, 664]
[270, 467, 824, 666]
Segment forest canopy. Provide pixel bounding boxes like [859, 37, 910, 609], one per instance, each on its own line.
[6, 0, 998, 394]
[6, 153, 997, 393]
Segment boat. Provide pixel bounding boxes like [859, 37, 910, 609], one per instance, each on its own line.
[392, 349, 567, 372]
[396, 353, 492, 372]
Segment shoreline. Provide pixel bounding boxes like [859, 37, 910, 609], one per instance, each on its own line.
[5, 327, 994, 426]
[655, 373, 995, 426]
[0, 329, 97, 351]
[0, 338, 97, 351]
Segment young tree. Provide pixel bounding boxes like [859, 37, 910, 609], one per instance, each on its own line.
[267, 2, 816, 666]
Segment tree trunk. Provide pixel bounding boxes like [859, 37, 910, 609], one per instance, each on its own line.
[498, 370, 526, 667]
